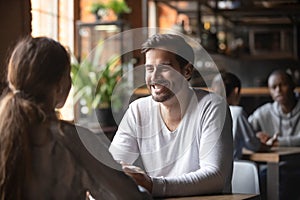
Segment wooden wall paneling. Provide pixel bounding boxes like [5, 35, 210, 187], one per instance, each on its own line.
[0, 0, 31, 92]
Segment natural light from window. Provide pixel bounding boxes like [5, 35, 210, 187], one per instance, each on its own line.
[31, 0, 75, 121]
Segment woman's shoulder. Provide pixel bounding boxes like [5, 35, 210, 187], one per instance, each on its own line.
[57, 120, 111, 154]
[59, 120, 92, 133]
[60, 120, 95, 139]
[58, 120, 122, 168]
[52, 121, 151, 199]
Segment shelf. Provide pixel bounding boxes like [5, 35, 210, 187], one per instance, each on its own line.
[76, 20, 130, 62]
[241, 87, 300, 96]
[134, 87, 300, 97]
[240, 87, 270, 96]
[76, 20, 126, 28]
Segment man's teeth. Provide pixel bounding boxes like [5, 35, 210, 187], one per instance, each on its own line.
[153, 84, 164, 89]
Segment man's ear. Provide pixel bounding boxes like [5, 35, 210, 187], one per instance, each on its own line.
[234, 87, 240, 95]
[183, 63, 193, 80]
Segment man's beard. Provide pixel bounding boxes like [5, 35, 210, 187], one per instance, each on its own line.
[151, 86, 175, 102]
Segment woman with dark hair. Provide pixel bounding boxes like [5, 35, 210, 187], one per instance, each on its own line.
[0, 37, 150, 200]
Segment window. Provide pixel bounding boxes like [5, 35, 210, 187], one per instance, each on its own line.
[31, 0, 75, 50]
[31, 0, 76, 121]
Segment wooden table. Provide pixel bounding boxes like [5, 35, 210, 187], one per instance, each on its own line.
[243, 147, 300, 200]
[160, 194, 260, 200]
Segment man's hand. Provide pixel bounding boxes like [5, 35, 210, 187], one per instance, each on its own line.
[257, 131, 279, 146]
[120, 162, 153, 193]
[256, 131, 271, 143]
[265, 132, 279, 146]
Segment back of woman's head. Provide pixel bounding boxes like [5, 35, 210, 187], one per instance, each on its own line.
[8, 37, 70, 103]
[0, 36, 70, 199]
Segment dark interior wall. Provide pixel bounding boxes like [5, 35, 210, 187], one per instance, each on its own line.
[212, 55, 300, 87]
[124, 0, 142, 29]
[0, 0, 31, 91]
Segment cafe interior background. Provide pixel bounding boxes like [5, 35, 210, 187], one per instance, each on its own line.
[1, 0, 300, 134]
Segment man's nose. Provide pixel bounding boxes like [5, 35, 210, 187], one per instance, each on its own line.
[152, 68, 162, 79]
[275, 85, 282, 92]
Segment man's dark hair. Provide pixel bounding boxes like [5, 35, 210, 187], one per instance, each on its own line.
[269, 69, 296, 90]
[221, 72, 241, 97]
[141, 34, 194, 68]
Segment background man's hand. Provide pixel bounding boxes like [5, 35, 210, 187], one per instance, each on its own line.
[256, 131, 271, 143]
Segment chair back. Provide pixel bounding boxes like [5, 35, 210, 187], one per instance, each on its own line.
[232, 160, 260, 194]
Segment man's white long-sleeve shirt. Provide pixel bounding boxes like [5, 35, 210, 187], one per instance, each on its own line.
[109, 88, 233, 197]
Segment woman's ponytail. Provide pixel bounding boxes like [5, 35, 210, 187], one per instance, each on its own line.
[0, 91, 45, 200]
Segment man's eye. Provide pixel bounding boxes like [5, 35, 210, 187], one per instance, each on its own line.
[159, 64, 172, 71]
[272, 85, 278, 90]
[146, 66, 154, 72]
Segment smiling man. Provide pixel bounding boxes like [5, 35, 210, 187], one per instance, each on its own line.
[109, 33, 233, 198]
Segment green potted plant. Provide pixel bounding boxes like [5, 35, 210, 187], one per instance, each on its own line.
[89, 2, 107, 21]
[71, 50, 123, 126]
[107, 0, 131, 19]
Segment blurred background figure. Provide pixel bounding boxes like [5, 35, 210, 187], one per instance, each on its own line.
[248, 69, 300, 200]
[211, 71, 270, 160]
[249, 69, 300, 147]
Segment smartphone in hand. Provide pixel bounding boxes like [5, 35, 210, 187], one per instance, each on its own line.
[266, 132, 279, 146]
